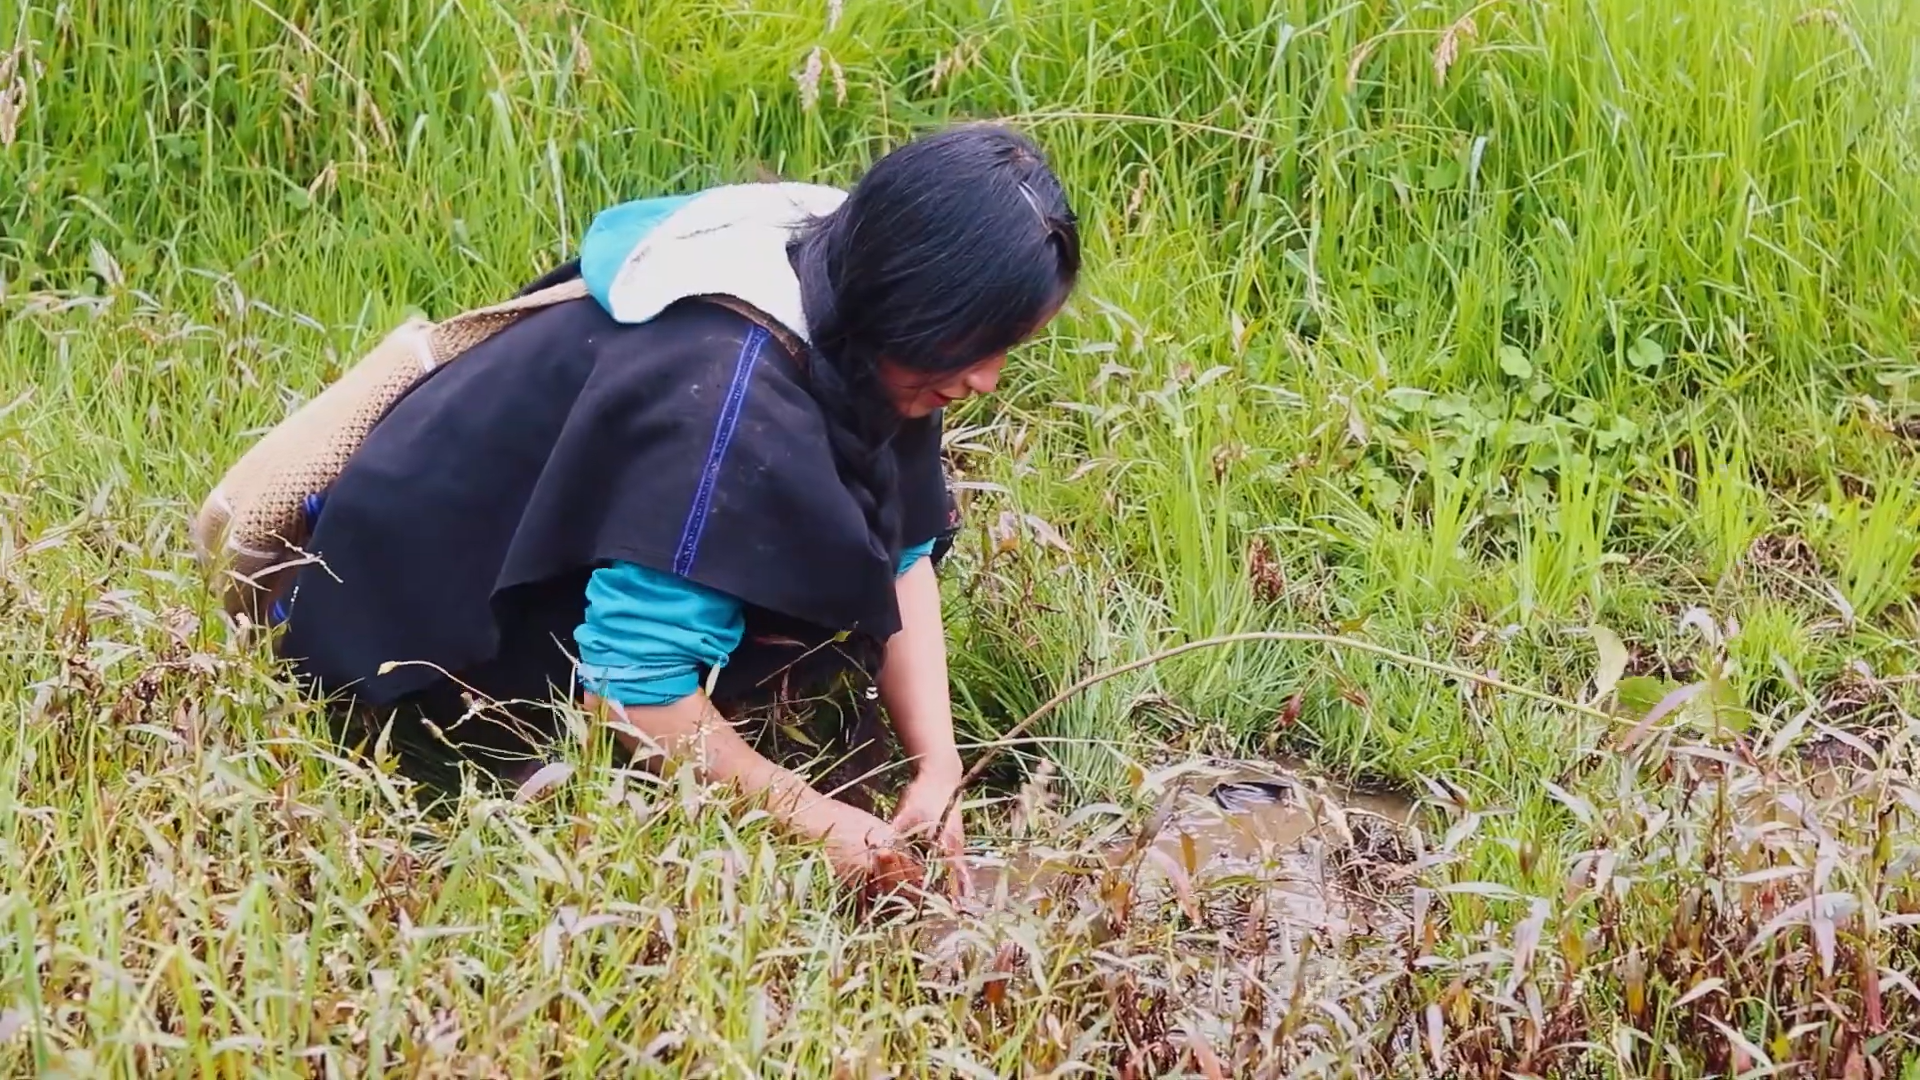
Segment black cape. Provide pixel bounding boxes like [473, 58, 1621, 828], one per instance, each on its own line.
[276, 289, 953, 742]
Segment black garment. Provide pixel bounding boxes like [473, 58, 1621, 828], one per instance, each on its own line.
[277, 292, 953, 790]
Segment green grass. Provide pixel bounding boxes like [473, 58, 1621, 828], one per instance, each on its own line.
[6, 0, 1920, 1074]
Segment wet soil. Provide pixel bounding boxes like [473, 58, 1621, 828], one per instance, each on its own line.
[922, 758, 1419, 948]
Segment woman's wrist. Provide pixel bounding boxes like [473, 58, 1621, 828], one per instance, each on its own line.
[911, 748, 965, 786]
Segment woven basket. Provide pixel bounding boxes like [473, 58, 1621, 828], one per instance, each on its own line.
[193, 279, 590, 626]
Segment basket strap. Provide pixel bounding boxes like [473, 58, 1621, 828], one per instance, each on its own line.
[697, 294, 808, 363]
[447, 277, 593, 323]
[426, 278, 809, 370]
[426, 278, 593, 367]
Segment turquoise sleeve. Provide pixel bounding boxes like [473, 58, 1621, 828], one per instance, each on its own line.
[576, 542, 933, 708]
[897, 537, 936, 574]
[575, 563, 745, 707]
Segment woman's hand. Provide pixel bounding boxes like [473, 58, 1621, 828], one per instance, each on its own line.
[877, 557, 972, 896]
[798, 797, 926, 896]
[890, 765, 970, 897]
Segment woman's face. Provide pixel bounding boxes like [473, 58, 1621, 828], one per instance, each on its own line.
[878, 299, 1064, 418]
[879, 354, 1008, 419]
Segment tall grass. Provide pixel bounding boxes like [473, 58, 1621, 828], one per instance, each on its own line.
[6, 0, 1920, 1073]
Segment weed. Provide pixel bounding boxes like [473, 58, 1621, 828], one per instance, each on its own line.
[5, 0, 1920, 1074]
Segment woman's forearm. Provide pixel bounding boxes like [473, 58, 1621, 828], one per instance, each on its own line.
[877, 557, 963, 780]
[594, 689, 914, 883]
[588, 690, 829, 820]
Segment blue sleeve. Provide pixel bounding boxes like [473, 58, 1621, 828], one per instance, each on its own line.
[578, 540, 933, 707]
[897, 538, 936, 576]
[575, 562, 745, 707]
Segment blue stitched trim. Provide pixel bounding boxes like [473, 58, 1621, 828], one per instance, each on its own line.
[266, 491, 328, 628]
[673, 326, 768, 576]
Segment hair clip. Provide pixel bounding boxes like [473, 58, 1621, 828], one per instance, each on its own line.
[1016, 181, 1048, 224]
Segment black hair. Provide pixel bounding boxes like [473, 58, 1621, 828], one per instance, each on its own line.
[791, 123, 1080, 574]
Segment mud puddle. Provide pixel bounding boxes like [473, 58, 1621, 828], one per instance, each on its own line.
[916, 758, 1418, 951]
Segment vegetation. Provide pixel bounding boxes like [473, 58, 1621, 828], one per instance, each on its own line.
[5, 0, 1920, 1074]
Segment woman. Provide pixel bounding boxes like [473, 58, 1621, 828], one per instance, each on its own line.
[273, 124, 1081, 891]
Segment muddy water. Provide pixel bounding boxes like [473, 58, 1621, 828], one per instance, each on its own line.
[901, 761, 1419, 1042]
[924, 759, 1417, 944]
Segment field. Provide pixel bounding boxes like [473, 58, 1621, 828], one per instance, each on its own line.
[7, 0, 1920, 1075]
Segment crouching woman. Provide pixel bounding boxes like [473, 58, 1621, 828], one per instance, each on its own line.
[271, 125, 1080, 891]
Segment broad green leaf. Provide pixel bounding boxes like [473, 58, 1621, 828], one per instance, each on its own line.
[1424, 161, 1461, 191]
[1499, 346, 1533, 379]
[1594, 415, 1641, 449]
[1613, 675, 1674, 719]
[1627, 337, 1666, 369]
[1384, 386, 1431, 412]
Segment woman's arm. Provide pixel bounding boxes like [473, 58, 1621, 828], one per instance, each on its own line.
[879, 555, 964, 780]
[577, 562, 917, 884]
[876, 553, 970, 890]
[587, 689, 915, 885]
